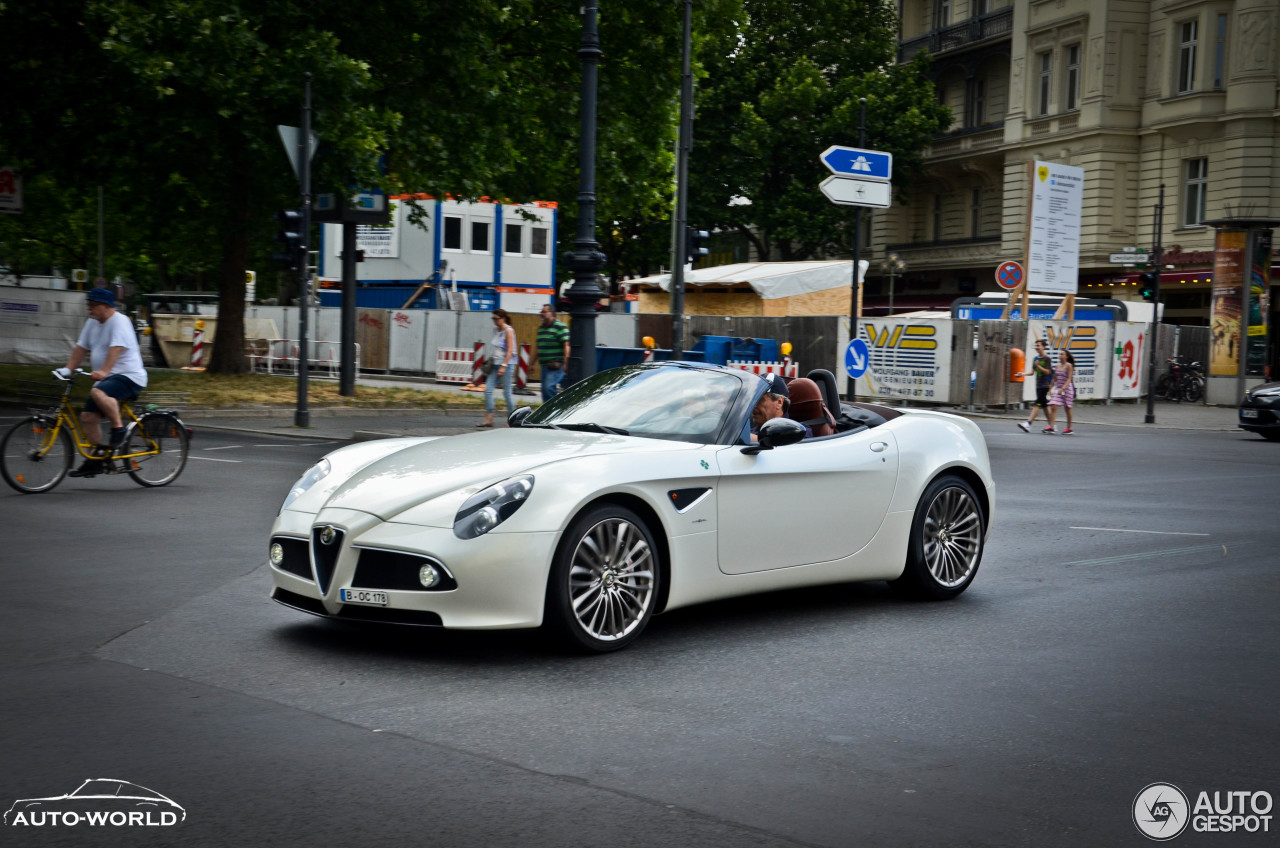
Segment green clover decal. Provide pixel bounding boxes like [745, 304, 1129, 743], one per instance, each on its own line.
[700, 460, 710, 470]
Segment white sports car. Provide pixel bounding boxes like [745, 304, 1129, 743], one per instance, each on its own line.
[269, 362, 993, 652]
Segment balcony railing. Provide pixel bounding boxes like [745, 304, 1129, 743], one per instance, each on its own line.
[898, 8, 1014, 63]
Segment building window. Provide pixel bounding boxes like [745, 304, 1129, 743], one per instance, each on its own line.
[932, 194, 943, 242]
[1213, 14, 1228, 89]
[935, 0, 951, 28]
[530, 227, 550, 256]
[968, 78, 987, 126]
[1065, 44, 1081, 110]
[443, 215, 462, 251]
[970, 188, 983, 237]
[470, 220, 490, 253]
[975, 0, 990, 14]
[504, 222, 523, 255]
[1177, 19, 1198, 93]
[1183, 158, 1207, 226]
[1037, 51, 1053, 116]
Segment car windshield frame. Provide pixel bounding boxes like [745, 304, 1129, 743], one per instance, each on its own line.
[524, 363, 758, 445]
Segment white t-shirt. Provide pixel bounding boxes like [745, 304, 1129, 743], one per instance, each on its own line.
[75, 310, 148, 387]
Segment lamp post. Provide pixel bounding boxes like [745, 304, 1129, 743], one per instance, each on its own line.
[880, 252, 906, 316]
[562, 0, 607, 386]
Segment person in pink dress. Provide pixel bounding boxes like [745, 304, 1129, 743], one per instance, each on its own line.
[1043, 350, 1076, 434]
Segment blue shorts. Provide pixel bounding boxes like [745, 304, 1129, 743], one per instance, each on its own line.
[84, 374, 142, 414]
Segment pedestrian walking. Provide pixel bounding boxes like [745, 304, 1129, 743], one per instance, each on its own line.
[478, 309, 517, 428]
[1043, 350, 1076, 434]
[1017, 338, 1054, 432]
[535, 303, 570, 403]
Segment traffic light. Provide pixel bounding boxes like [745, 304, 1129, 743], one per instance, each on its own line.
[685, 227, 709, 265]
[273, 209, 304, 270]
[1138, 271, 1157, 302]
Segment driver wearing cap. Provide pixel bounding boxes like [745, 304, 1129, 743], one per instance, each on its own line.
[56, 287, 148, 477]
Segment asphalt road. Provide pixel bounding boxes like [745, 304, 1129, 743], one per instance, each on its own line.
[1, 420, 1277, 847]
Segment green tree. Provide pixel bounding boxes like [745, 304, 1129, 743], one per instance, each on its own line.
[689, 0, 950, 262]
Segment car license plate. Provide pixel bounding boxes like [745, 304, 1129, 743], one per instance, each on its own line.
[1241, 409, 1259, 419]
[340, 588, 388, 606]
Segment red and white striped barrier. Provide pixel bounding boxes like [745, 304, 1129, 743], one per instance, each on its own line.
[726, 359, 799, 379]
[516, 344, 531, 390]
[642, 349, 655, 362]
[434, 347, 477, 384]
[190, 321, 206, 368]
[471, 341, 485, 384]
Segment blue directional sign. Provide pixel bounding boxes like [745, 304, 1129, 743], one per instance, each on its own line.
[820, 146, 893, 182]
[845, 338, 870, 379]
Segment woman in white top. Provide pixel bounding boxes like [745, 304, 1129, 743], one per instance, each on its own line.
[479, 309, 518, 427]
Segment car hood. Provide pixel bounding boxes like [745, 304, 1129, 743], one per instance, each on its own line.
[1247, 381, 1280, 398]
[321, 428, 698, 519]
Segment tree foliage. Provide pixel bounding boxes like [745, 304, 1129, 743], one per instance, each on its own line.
[689, 0, 950, 261]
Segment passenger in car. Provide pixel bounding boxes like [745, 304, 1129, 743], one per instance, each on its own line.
[786, 378, 837, 437]
[752, 374, 806, 441]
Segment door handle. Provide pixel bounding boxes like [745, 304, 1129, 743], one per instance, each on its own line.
[870, 441, 888, 453]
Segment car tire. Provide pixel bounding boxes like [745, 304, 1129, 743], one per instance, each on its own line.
[891, 474, 985, 600]
[545, 504, 661, 653]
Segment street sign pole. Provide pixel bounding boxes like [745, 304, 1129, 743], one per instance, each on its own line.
[1144, 184, 1165, 425]
[848, 98, 866, 402]
[296, 73, 312, 428]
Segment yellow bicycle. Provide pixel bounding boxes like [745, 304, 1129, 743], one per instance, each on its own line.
[1, 370, 191, 493]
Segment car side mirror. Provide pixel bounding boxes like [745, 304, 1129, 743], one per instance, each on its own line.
[508, 407, 533, 428]
[741, 417, 806, 454]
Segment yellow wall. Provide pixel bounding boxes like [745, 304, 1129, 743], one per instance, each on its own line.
[637, 286, 852, 317]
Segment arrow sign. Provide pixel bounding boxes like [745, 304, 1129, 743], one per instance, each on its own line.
[845, 338, 870, 379]
[820, 176, 892, 209]
[820, 146, 892, 181]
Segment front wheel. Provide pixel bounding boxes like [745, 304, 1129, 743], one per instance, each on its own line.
[1, 416, 72, 494]
[544, 504, 661, 653]
[124, 413, 190, 487]
[891, 474, 986, 600]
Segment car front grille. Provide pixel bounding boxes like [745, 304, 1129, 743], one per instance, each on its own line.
[311, 525, 345, 595]
[353, 548, 457, 591]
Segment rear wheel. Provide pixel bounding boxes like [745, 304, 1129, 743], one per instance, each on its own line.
[544, 504, 660, 653]
[1, 416, 72, 494]
[1183, 376, 1204, 403]
[124, 413, 189, 487]
[1154, 374, 1173, 400]
[891, 474, 985, 600]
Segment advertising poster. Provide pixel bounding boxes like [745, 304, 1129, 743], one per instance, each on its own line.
[1026, 161, 1084, 295]
[1209, 231, 1246, 376]
[854, 318, 953, 402]
[1246, 229, 1271, 377]
[1110, 322, 1146, 399]
[1024, 320, 1104, 402]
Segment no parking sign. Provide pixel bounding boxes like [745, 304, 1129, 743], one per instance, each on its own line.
[996, 260, 1024, 291]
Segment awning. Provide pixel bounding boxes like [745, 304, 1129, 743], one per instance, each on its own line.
[630, 261, 863, 300]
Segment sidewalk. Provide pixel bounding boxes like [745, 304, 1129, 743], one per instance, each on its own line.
[186, 371, 1242, 442]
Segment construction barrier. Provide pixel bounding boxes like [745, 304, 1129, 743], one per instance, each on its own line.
[515, 344, 533, 394]
[727, 359, 800, 379]
[190, 321, 206, 367]
[250, 339, 358, 378]
[434, 347, 476, 384]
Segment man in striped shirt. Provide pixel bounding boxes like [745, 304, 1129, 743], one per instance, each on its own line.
[536, 303, 570, 402]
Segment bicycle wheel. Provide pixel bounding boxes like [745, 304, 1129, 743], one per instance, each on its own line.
[123, 413, 189, 487]
[1, 416, 72, 494]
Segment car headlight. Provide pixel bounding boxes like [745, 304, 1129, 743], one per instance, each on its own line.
[453, 474, 534, 539]
[281, 458, 331, 513]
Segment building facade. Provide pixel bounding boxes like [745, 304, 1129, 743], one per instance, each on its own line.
[873, 0, 1279, 331]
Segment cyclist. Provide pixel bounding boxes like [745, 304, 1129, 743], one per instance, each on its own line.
[55, 287, 148, 477]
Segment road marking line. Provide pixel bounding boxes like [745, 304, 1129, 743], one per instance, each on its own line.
[189, 456, 241, 463]
[1071, 526, 1210, 536]
[1065, 543, 1227, 566]
[253, 443, 301, 447]
[204, 445, 241, 451]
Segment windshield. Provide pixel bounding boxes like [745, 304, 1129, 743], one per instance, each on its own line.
[525, 365, 744, 444]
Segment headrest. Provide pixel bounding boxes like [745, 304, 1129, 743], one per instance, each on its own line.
[786, 377, 823, 407]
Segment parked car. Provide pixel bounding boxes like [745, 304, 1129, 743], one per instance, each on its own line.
[1239, 381, 1280, 441]
[268, 362, 994, 652]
